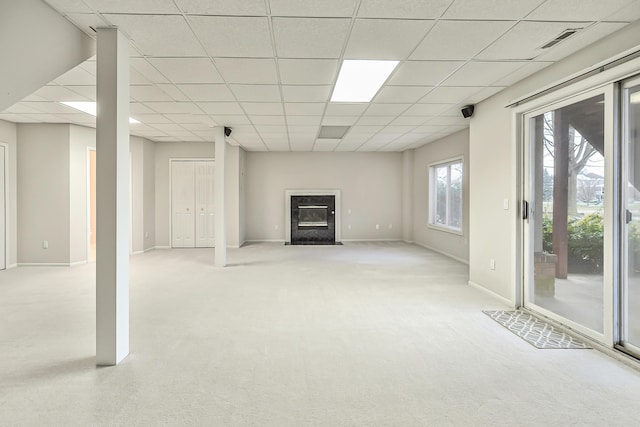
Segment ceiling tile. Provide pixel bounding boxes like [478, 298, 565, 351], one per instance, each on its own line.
[130, 85, 173, 102]
[145, 102, 203, 114]
[411, 20, 514, 60]
[287, 125, 320, 134]
[322, 116, 360, 125]
[156, 84, 191, 102]
[443, 0, 545, 20]
[33, 85, 90, 102]
[53, 67, 95, 85]
[131, 58, 170, 84]
[130, 69, 153, 86]
[373, 86, 432, 103]
[273, 18, 351, 58]
[215, 58, 278, 84]
[270, 0, 358, 16]
[250, 115, 286, 125]
[477, 21, 585, 61]
[3, 103, 47, 115]
[130, 114, 173, 124]
[189, 16, 273, 58]
[42, 0, 93, 13]
[325, 103, 368, 115]
[358, 0, 452, 18]
[286, 116, 322, 125]
[442, 61, 527, 86]
[284, 103, 326, 115]
[177, 84, 235, 102]
[389, 61, 464, 86]
[152, 123, 188, 132]
[535, 23, 628, 62]
[241, 103, 284, 115]
[419, 86, 483, 103]
[603, 1, 640, 22]
[230, 85, 281, 102]
[390, 116, 428, 126]
[175, 0, 267, 15]
[20, 102, 80, 114]
[197, 102, 245, 115]
[467, 86, 506, 104]
[105, 15, 206, 57]
[357, 116, 394, 125]
[148, 58, 223, 84]
[129, 103, 156, 114]
[403, 103, 451, 116]
[216, 115, 252, 125]
[163, 114, 210, 124]
[278, 59, 339, 85]
[491, 62, 552, 86]
[345, 19, 434, 60]
[65, 13, 108, 35]
[364, 103, 411, 116]
[424, 115, 469, 126]
[349, 125, 384, 134]
[84, 0, 179, 13]
[525, 0, 635, 21]
[281, 86, 332, 102]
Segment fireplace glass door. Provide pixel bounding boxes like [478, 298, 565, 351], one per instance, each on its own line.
[298, 206, 329, 227]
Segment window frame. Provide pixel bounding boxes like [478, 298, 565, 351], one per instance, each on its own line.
[428, 156, 464, 235]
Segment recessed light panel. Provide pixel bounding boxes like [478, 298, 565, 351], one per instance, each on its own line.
[331, 60, 399, 103]
[61, 101, 140, 124]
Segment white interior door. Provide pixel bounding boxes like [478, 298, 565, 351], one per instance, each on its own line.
[0, 145, 5, 270]
[171, 161, 196, 248]
[195, 161, 215, 248]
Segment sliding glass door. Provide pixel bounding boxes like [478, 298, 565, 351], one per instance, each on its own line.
[523, 90, 607, 339]
[621, 77, 640, 356]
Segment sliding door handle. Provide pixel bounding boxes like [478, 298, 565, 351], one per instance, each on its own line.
[522, 200, 529, 220]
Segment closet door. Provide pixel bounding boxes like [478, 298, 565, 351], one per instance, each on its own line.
[171, 161, 196, 248]
[195, 161, 215, 247]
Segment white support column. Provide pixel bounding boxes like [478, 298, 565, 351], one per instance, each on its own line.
[96, 28, 130, 366]
[214, 127, 227, 267]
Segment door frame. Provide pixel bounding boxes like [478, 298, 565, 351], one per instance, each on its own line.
[0, 142, 7, 270]
[169, 158, 214, 248]
[512, 55, 640, 349]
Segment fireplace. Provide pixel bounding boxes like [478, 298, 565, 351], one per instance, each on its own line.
[285, 190, 341, 245]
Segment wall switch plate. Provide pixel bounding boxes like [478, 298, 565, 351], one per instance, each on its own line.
[43, 240, 48, 249]
[503, 199, 509, 210]
[375, 224, 380, 230]
[490, 259, 496, 270]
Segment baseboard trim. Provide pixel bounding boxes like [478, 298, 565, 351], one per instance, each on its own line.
[244, 240, 285, 243]
[70, 260, 88, 267]
[413, 241, 469, 265]
[7, 263, 18, 269]
[341, 238, 402, 242]
[18, 263, 74, 267]
[154, 246, 171, 250]
[468, 280, 514, 308]
[143, 247, 155, 253]
[132, 250, 145, 255]
[403, 239, 414, 244]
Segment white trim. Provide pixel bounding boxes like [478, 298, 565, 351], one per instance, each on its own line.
[427, 224, 464, 236]
[7, 263, 17, 269]
[428, 156, 464, 234]
[18, 263, 77, 267]
[403, 239, 414, 244]
[342, 238, 402, 242]
[0, 142, 7, 271]
[70, 260, 88, 267]
[154, 246, 171, 249]
[414, 241, 469, 265]
[244, 239, 285, 243]
[285, 189, 341, 243]
[239, 240, 246, 248]
[143, 247, 154, 253]
[131, 250, 145, 255]
[468, 280, 515, 308]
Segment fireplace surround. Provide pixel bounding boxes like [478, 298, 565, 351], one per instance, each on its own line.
[285, 190, 341, 245]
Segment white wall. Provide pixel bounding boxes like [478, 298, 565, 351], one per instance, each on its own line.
[143, 139, 156, 251]
[69, 125, 96, 264]
[0, 0, 94, 111]
[469, 20, 640, 301]
[17, 124, 70, 264]
[0, 120, 17, 267]
[412, 129, 470, 263]
[245, 152, 403, 242]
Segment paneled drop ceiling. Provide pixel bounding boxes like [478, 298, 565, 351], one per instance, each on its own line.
[2, 0, 640, 151]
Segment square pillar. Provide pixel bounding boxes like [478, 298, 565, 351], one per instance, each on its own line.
[96, 28, 130, 366]
[214, 126, 227, 267]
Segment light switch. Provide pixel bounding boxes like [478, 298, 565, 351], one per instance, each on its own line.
[503, 199, 509, 210]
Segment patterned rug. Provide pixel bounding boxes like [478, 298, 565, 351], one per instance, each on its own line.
[483, 310, 592, 349]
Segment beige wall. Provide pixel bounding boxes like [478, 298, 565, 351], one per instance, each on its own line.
[0, 120, 17, 267]
[412, 129, 469, 263]
[143, 139, 155, 251]
[131, 136, 145, 253]
[69, 125, 95, 264]
[17, 124, 71, 264]
[468, 20, 640, 301]
[244, 152, 403, 241]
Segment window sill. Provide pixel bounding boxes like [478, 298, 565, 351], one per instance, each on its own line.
[427, 224, 463, 236]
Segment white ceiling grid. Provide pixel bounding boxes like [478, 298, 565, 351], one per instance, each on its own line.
[2, 0, 639, 151]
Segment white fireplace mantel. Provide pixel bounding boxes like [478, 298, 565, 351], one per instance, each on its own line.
[285, 189, 341, 243]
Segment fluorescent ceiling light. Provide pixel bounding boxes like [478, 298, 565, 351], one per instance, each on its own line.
[61, 101, 140, 124]
[331, 60, 399, 103]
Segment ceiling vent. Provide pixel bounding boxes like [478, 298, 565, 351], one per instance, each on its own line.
[318, 125, 351, 139]
[540, 28, 581, 49]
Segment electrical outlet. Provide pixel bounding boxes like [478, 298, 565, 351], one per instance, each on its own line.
[275, 224, 279, 230]
[376, 224, 380, 230]
[348, 224, 351, 230]
[490, 259, 496, 270]
[145, 231, 149, 239]
[43, 240, 48, 249]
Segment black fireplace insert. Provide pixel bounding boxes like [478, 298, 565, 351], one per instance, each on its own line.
[290, 195, 335, 245]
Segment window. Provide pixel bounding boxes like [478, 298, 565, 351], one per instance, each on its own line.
[429, 158, 463, 232]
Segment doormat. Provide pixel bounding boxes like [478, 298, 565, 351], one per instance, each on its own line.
[483, 310, 592, 349]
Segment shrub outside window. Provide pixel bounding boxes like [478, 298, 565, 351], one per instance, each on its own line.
[429, 158, 463, 232]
